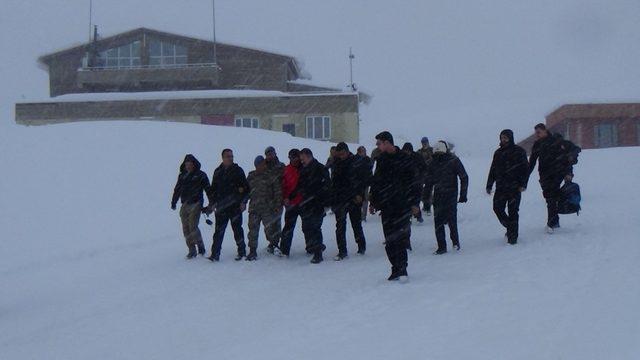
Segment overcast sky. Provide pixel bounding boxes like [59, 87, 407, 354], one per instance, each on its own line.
[2, 0, 639, 148]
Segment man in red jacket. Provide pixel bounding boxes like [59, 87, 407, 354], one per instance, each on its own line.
[278, 149, 305, 257]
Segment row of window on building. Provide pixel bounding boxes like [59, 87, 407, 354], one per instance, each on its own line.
[91, 40, 187, 68]
[565, 121, 640, 148]
[235, 116, 332, 140]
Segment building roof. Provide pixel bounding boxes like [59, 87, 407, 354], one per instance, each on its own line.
[547, 103, 640, 125]
[38, 27, 301, 77]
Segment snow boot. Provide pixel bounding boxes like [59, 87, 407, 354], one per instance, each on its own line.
[197, 242, 206, 256]
[186, 247, 197, 259]
[357, 242, 366, 255]
[246, 248, 257, 261]
[266, 244, 276, 254]
[207, 254, 220, 262]
[310, 252, 323, 264]
[433, 249, 447, 255]
[388, 268, 408, 281]
[333, 253, 348, 261]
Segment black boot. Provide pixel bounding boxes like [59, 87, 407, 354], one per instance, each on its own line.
[310, 252, 323, 264]
[357, 242, 366, 255]
[433, 249, 447, 255]
[197, 242, 206, 256]
[266, 244, 275, 254]
[246, 248, 257, 261]
[207, 254, 220, 262]
[186, 246, 197, 259]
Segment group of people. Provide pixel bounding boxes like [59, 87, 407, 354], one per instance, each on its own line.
[171, 122, 580, 281]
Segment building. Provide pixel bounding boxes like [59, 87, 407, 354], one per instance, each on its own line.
[15, 28, 362, 143]
[518, 103, 640, 153]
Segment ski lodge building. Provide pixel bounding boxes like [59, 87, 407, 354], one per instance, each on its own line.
[518, 103, 640, 153]
[15, 28, 362, 143]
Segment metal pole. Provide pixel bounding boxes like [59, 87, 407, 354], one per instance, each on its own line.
[212, 0, 217, 64]
[89, 0, 93, 42]
[349, 47, 356, 91]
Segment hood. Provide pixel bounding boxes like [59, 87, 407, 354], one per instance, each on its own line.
[402, 142, 414, 152]
[180, 154, 201, 172]
[500, 129, 514, 147]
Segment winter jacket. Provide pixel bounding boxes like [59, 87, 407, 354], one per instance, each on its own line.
[247, 169, 282, 213]
[369, 147, 422, 214]
[209, 163, 250, 212]
[486, 129, 530, 193]
[266, 157, 285, 183]
[410, 151, 428, 180]
[331, 153, 371, 206]
[282, 164, 303, 206]
[425, 152, 469, 203]
[417, 146, 433, 163]
[171, 154, 212, 207]
[529, 133, 573, 183]
[298, 159, 331, 214]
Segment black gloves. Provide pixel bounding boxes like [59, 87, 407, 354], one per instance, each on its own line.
[171, 203, 177, 210]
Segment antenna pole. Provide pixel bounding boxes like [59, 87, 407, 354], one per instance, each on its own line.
[89, 0, 93, 42]
[349, 47, 356, 91]
[212, 0, 217, 64]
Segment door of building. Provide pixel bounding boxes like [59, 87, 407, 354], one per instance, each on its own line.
[283, 124, 295, 137]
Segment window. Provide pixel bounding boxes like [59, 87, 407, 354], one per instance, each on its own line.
[149, 40, 187, 66]
[594, 123, 618, 148]
[306, 116, 331, 140]
[99, 41, 141, 68]
[235, 117, 259, 129]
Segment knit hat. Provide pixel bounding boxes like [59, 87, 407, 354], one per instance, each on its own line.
[421, 137, 429, 144]
[264, 146, 276, 156]
[433, 141, 448, 154]
[254, 155, 265, 167]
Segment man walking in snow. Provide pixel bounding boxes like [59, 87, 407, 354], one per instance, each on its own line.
[171, 154, 212, 259]
[356, 146, 373, 222]
[528, 123, 575, 233]
[425, 140, 469, 254]
[486, 130, 529, 244]
[279, 149, 304, 257]
[330, 142, 368, 260]
[418, 137, 434, 215]
[369, 131, 421, 281]
[262, 146, 285, 253]
[245, 156, 283, 261]
[298, 148, 331, 264]
[204, 149, 250, 261]
[402, 142, 427, 224]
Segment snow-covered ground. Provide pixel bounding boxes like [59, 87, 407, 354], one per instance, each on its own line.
[1, 121, 638, 359]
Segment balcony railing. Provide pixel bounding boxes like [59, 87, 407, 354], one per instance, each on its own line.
[76, 63, 221, 88]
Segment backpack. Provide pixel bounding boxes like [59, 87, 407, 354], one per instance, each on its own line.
[558, 181, 581, 215]
[562, 139, 581, 166]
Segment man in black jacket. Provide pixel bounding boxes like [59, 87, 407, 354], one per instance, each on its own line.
[331, 142, 368, 260]
[171, 154, 212, 259]
[204, 149, 250, 261]
[486, 129, 529, 244]
[355, 146, 373, 222]
[298, 148, 331, 264]
[528, 123, 574, 233]
[426, 141, 469, 254]
[370, 131, 421, 281]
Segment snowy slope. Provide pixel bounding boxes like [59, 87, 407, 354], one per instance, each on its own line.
[1, 121, 639, 360]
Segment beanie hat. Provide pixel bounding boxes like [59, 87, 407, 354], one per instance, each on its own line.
[433, 141, 448, 154]
[264, 146, 276, 155]
[421, 137, 429, 144]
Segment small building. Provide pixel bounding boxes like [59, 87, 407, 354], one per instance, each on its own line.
[518, 103, 640, 153]
[15, 27, 362, 143]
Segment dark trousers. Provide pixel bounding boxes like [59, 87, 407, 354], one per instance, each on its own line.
[334, 202, 366, 255]
[541, 177, 563, 228]
[301, 209, 325, 254]
[381, 211, 411, 274]
[422, 182, 433, 212]
[493, 191, 521, 242]
[280, 205, 302, 255]
[433, 199, 459, 251]
[211, 207, 246, 257]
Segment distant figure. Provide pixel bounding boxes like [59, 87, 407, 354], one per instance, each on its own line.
[204, 149, 250, 262]
[528, 123, 575, 233]
[279, 149, 304, 257]
[171, 154, 212, 259]
[325, 146, 338, 175]
[418, 137, 434, 215]
[425, 141, 469, 254]
[486, 130, 529, 245]
[402, 142, 427, 224]
[246, 156, 283, 261]
[356, 146, 373, 222]
[298, 148, 331, 264]
[330, 142, 368, 260]
[370, 131, 421, 281]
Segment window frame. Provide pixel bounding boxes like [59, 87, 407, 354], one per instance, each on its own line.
[235, 117, 260, 129]
[305, 116, 331, 140]
[149, 40, 188, 67]
[99, 41, 141, 69]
